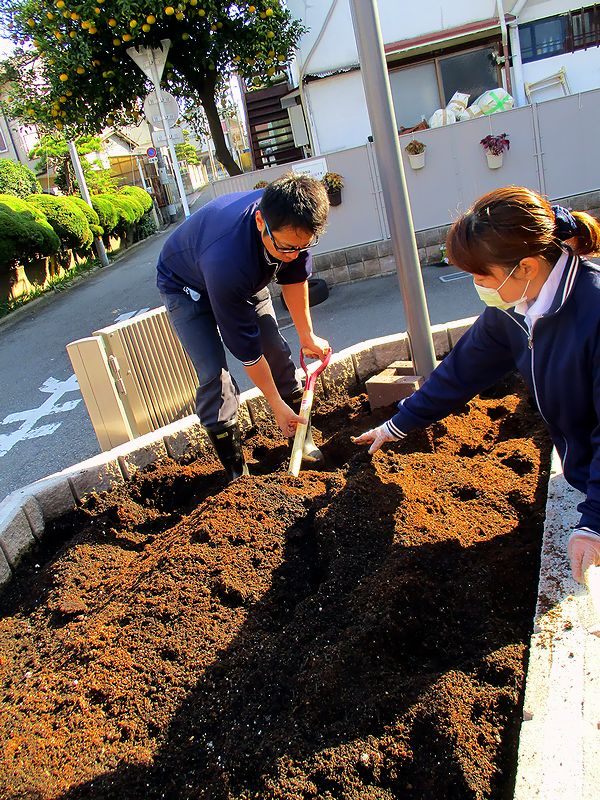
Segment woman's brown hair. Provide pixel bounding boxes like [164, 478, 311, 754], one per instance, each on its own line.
[446, 186, 600, 276]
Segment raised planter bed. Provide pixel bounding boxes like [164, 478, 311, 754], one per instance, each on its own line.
[0, 325, 596, 799]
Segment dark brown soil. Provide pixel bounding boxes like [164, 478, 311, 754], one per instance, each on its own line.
[0, 378, 551, 800]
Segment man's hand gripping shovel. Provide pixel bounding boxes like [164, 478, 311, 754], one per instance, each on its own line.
[288, 349, 332, 476]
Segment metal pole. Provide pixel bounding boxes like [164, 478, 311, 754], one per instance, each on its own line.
[67, 140, 110, 268]
[149, 59, 190, 219]
[349, 0, 436, 377]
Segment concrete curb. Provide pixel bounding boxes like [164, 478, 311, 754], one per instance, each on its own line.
[0, 315, 596, 795]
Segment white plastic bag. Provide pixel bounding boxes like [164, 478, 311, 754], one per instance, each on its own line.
[428, 108, 456, 128]
[456, 103, 484, 121]
[446, 91, 470, 116]
[475, 88, 514, 115]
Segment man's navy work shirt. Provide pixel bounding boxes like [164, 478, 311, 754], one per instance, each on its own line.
[157, 190, 312, 364]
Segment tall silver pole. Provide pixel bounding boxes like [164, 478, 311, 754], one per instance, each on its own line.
[67, 140, 110, 268]
[149, 58, 190, 219]
[349, 0, 436, 377]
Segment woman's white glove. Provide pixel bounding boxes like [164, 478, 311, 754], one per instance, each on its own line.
[567, 529, 600, 584]
[352, 421, 404, 455]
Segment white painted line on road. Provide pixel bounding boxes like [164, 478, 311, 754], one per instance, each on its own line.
[0, 375, 81, 458]
[438, 272, 469, 283]
[114, 308, 150, 323]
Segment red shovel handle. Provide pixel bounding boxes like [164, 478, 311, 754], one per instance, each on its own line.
[300, 348, 332, 391]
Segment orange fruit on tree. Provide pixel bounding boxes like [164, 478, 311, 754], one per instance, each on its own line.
[265, 7, 273, 15]
[113, 37, 121, 45]
[165, 6, 175, 14]
[122, 32, 132, 41]
[130, 19, 137, 27]
[59, 72, 68, 80]
[146, 14, 156, 23]
[108, 18, 117, 26]
[142, 23, 150, 31]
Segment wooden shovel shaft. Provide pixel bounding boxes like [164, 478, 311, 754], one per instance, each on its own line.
[584, 564, 600, 636]
[288, 387, 314, 476]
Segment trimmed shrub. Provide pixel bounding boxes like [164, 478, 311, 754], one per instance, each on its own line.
[0, 160, 42, 198]
[119, 185, 153, 214]
[103, 193, 144, 231]
[27, 194, 93, 251]
[0, 194, 60, 257]
[134, 210, 157, 242]
[0, 198, 60, 273]
[91, 195, 119, 235]
[67, 196, 103, 237]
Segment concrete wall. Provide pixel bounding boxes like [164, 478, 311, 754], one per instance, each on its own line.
[209, 88, 600, 259]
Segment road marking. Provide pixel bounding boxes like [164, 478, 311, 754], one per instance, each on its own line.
[0, 375, 81, 458]
[114, 308, 150, 323]
[438, 272, 469, 283]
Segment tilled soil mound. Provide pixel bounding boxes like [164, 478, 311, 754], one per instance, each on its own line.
[0, 379, 551, 800]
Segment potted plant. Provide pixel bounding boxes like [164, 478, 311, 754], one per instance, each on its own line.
[404, 139, 426, 170]
[480, 133, 510, 169]
[321, 172, 344, 206]
[253, 180, 269, 189]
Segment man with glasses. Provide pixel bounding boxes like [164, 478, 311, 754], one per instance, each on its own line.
[157, 172, 330, 481]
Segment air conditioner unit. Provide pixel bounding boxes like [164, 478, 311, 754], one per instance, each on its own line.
[67, 306, 197, 451]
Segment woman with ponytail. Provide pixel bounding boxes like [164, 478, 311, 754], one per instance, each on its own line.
[354, 186, 600, 583]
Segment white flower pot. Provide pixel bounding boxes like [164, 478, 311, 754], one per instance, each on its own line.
[408, 152, 426, 170]
[486, 152, 503, 169]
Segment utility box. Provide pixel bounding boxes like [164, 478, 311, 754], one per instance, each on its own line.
[67, 306, 197, 451]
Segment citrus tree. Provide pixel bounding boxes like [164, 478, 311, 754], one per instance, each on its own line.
[1, 1, 306, 176]
[28, 133, 117, 194]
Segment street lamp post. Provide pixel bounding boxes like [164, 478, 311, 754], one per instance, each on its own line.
[349, 0, 436, 378]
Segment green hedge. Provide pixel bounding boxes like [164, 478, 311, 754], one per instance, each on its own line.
[0, 195, 60, 272]
[119, 185, 153, 214]
[102, 193, 144, 231]
[68, 196, 103, 237]
[91, 195, 119, 235]
[0, 160, 42, 199]
[27, 194, 93, 251]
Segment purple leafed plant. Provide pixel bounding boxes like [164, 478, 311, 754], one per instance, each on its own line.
[480, 133, 510, 156]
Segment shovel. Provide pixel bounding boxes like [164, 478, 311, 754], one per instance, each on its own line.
[288, 348, 332, 476]
[582, 564, 600, 637]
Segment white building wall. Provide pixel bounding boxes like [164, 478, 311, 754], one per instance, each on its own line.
[305, 72, 370, 155]
[289, 0, 600, 155]
[288, 0, 501, 76]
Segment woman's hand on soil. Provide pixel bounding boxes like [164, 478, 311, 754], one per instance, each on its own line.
[273, 400, 303, 438]
[568, 529, 600, 583]
[352, 422, 399, 455]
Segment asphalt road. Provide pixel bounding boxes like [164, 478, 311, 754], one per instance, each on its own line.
[0, 229, 482, 504]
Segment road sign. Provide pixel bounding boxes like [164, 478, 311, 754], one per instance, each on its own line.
[143, 89, 180, 129]
[127, 40, 170, 82]
[146, 146, 157, 158]
[151, 127, 185, 147]
[148, 157, 158, 165]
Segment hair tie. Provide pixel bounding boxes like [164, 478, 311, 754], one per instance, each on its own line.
[552, 204, 578, 241]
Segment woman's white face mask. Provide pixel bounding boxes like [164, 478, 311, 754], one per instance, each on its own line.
[473, 264, 530, 310]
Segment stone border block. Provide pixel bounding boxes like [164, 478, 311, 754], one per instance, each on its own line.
[447, 317, 478, 347]
[429, 323, 451, 359]
[117, 439, 169, 481]
[0, 506, 36, 569]
[373, 334, 411, 369]
[0, 548, 11, 590]
[21, 496, 44, 540]
[30, 477, 77, 523]
[321, 351, 359, 396]
[68, 458, 125, 503]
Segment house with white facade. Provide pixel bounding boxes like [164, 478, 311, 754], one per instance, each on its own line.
[286, 0, 600, 156]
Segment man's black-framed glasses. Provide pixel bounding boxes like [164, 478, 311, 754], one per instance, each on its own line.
[263, 218, 319, 254]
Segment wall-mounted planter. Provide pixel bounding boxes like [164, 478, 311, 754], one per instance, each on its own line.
[327, 188, 342, 206]
[408, 152, 426, 170]
[486, 152, 504, 169]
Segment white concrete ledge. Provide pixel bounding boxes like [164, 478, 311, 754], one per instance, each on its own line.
[0, 317, 596, 795]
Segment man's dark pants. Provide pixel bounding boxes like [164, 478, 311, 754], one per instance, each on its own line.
[161, 287, 301, 428]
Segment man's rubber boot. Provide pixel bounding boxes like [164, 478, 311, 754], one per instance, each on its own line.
[285, 390, 324, 465]
[205, 421, 249, 482]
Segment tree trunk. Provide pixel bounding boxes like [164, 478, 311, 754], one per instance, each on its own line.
[198, 85, 242, 177]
